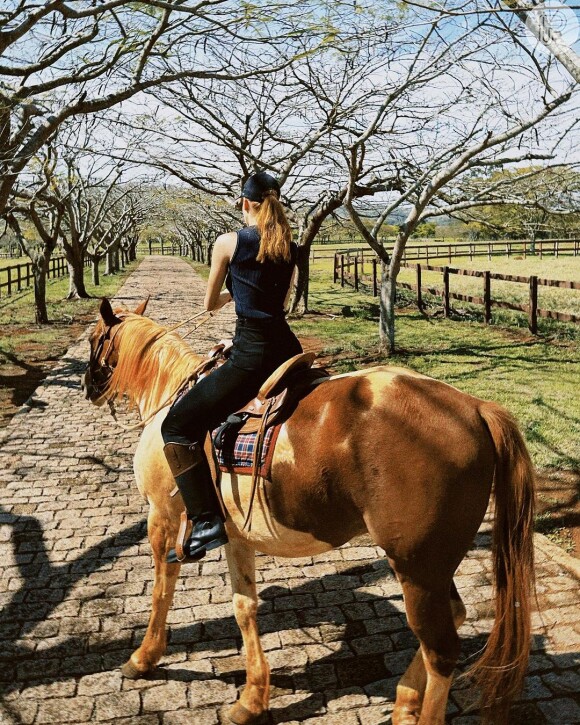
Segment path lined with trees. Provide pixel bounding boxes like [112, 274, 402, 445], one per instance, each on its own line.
[3, 2, 579, 347]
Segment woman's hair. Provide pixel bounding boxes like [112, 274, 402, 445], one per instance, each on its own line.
[252, 190, 292, 263]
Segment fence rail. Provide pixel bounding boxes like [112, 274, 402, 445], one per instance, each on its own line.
[318, 238, 579, 263]
[333, 251, 580, 333]
[0, 256, 89, 298]
[144, 242, 208, 263]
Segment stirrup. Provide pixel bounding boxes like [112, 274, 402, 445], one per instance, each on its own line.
[167, 511, 228, 564]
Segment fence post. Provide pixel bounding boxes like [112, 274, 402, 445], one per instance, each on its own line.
[555, 239, 558, 258]
[416, 263, 423, 312]
[17, 263, 22, 291]
[448, 244, 451, 264]
[341, 254, 345, 287]
[7, 266, 11, 295]
[488, 242, 491, 261]
[484, 271, 491, 324]
[354, 257, 359, 291]
[469, 244, 473, 262]
[333, 253, 338, 284]
[529, 276, 538, 334]
[372, 258, 378, 297]
[539, 241, 543, 259]
[443, 266, 450, 317]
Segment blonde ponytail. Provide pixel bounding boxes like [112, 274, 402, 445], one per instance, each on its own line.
[255, 190, 292, 263]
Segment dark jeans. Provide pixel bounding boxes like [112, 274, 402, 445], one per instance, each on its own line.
[161, 316, 302, 446]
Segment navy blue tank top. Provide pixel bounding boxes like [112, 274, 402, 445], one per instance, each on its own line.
[225, 226, 298, 320]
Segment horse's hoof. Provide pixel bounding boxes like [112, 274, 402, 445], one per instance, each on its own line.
[228, 701, 268, 725]
[391, 707, 419, 725]
[121, 658, 149, 679]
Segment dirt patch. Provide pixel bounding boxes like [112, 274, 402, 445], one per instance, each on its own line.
[535, 469, 579, 557]
[0, 316, 95, 428]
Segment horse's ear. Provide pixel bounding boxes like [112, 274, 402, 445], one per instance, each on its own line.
[100, 297, 122, 326]
[134, 295, 150, 316]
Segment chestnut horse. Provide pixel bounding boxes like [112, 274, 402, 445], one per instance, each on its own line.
[83, 297, 536, 725]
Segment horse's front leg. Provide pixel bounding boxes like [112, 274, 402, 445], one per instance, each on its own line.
[225, 539, 270, 725]
[122, 506, 180, 678]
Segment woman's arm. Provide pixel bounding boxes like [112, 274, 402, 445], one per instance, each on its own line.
[204, 233, 236, 311]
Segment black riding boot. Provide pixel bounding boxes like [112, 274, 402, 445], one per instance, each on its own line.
[163, 441, 228, 564]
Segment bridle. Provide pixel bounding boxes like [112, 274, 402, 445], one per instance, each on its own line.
[87, 316, 127, 400]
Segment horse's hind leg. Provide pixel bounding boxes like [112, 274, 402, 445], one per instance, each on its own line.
[122, 507, 180, 678]
[393, 580, 465, 725]
[225, 540, 270, 725]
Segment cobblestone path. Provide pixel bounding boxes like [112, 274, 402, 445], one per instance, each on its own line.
[1, 256, 578, 725]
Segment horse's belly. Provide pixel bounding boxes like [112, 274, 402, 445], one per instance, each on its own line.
[220, 470, 335, 557]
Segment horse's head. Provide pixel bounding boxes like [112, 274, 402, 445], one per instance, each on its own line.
[82, 296, 149, 405]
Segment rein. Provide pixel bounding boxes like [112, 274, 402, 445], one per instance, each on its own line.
[103, 309, 217, 432]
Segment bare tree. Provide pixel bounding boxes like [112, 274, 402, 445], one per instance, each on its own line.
[6, 146, 64, 323]
[345, 90, 576, 350]
[106, 19, 410, 311]
[0, 0, 316, 215]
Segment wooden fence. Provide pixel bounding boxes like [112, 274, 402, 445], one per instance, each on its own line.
[0, 256, 89, 298]
[400, 238, 579, 264]
[145, 242, 208, 263]
[314, 237, 579, 263]
[333, 251, 580, 333]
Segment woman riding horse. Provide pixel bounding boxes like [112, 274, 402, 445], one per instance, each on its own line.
[160, 171, 302, 563]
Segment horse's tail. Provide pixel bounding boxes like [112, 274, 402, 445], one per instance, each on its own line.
[467, 402, 536, 724]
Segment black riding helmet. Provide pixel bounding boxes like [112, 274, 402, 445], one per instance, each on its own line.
[240, 171, 281, 202]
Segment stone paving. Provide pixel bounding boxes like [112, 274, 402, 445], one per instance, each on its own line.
[0, 255, 579, 725]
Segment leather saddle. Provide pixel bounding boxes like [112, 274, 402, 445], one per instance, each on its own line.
[197, 344, 329, 445]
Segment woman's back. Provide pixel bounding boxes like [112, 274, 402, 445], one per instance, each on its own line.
[226, 226, 298, 320]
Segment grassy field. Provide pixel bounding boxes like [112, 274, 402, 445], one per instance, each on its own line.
[326, 252, 580, 329]
[290, 255, 579, 473]
[0, 256, 143, 426]
[0, 258, 142, 328]
[180, 251, 578, 471]
[0, 255, 29, 270]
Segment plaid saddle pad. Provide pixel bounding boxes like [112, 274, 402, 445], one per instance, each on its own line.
[211, 424, 280, 477]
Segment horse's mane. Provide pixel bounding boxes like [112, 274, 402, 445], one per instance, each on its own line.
[105, 314, 203, 417]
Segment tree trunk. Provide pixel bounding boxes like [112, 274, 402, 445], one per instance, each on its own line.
[114, 247, 120, 271]
[33, 257, 50, 324]
[92, 257, 100, 285]
[65, 248, 90, 299]
[379, 226, 413, 354]
[380, 262, 396, 353]
[289, 197, 345, 313]
[290, 248, 310, 314]
[105, 250, 114, 275]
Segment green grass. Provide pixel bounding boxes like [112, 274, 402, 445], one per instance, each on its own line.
[397, 255, 580, 318]
[0, 257, 144, 353]
[182, 258, 210, 280]
[0, 256, 28, 270]
[290, 255, 580, 471]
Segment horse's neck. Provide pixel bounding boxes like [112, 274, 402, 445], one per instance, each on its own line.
[137, 347, 203, 420]
[127, 333, 204, 421]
